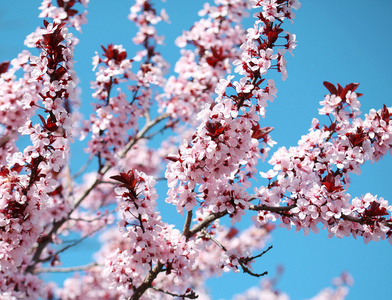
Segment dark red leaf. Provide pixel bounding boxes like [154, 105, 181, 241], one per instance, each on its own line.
[165, 156, 179, 162]
[323, 81, 337, 95]
[0, 61, 10, 74]
[326, 122, 337, 132]
[225, 227, 239, 239]
[110, 170, 141, 193]
[381, 104, 391, 123]
[110, 174, 130, 185]
[52, 66, 67, 81]
[256, 78, 266, 86]
[252, 124, 273, 140]
[46, 114, 59, 132]
[11, 164, 23, 174]
[364, 201, 388, 217]
[0, 166, 9, 177]
[39, 114, 59, 132]
[38, 114, 47, 128]
[66, 9, 78, 17]
[117, 51, 127, 62]
[337, 83, 343, 95]
[340, 83, 359, 100]
[345, 127, 366, 147]
[321, 173, 343, 193]
[206, 121, 225, 138]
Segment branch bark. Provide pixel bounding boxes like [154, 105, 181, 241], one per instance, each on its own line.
[249, 204, 296, 213]
[34, 262, 99, 274]
[130, 261, 164, 300]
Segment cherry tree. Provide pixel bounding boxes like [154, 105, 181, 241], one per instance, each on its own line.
[0, 0, 391, 299]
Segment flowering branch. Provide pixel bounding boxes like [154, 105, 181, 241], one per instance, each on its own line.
[1, 0, 391, 299]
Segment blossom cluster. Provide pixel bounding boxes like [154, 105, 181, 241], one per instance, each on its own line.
[104, 169, 197, 299]
[252, 82, 392, 244]
[0, 0, 391, 299]
[165, 0, 299, 221]
[82, 43, 138, 166]
[39, 0, 90, 32]
[0, 19, 78, 298]
[0, 51, 40, 164]
[160, 0, 252, 124]
[234, 272, 353, 300]
[82, 0, 169, 168]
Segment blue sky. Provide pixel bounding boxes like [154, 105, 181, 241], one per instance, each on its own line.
[1, 1, 391, 299]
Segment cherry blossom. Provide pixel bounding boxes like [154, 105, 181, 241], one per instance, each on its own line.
[0, 0, 391, 299]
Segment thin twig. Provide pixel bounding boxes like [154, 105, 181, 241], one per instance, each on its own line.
[72, 154, 94, 179]
[34, 262, 99, 274]
[240, 265, 268, 278]
[243, 245, 273, 262]
[151, 286, 198, 299]
[249, 204, 296, 213]
[200, 229, 227, 251]
[238, 245, 273, 278]
[39, 226, 104, 264]
[69, 209, 116, 222]
[121, 113, 170, 159]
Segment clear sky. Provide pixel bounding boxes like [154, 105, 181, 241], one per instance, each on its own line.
[0, 1, 391, 299]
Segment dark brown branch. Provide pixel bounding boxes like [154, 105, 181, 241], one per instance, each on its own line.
[182, 210, 193, 237]
[151, 286, 198, 299]
[249, 204, 296, 213]
[186, 210, 228, 239]
[240, 265, 268, 278]
[130, 261, 164, 300]
[121, 113, 170, 157]
[238, 245, 273, 278]
[341, 213, 392, 228]
[341, 214, 365, 223]
[251, 203, 392, 229]
[38, 224, 104, 266]
[242, 245, 273, 262]
[25, 219, 63, 273]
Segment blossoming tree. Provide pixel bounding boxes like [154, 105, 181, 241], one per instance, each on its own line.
[0, 0, 391, 299]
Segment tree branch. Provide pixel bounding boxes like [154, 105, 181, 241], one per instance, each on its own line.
[130, 261, 164, 300]
[238, 245, 273, 278]
[34, 262, 99, 274]
[39, 225, 104, 266]
[200, 229, 227, 251]
[186, 210, 228, 239]
[151, 286, 198, 299]
[249, 204, 296, 213]
[251, 203, 392, 229]
[182, 210, 193, 237]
